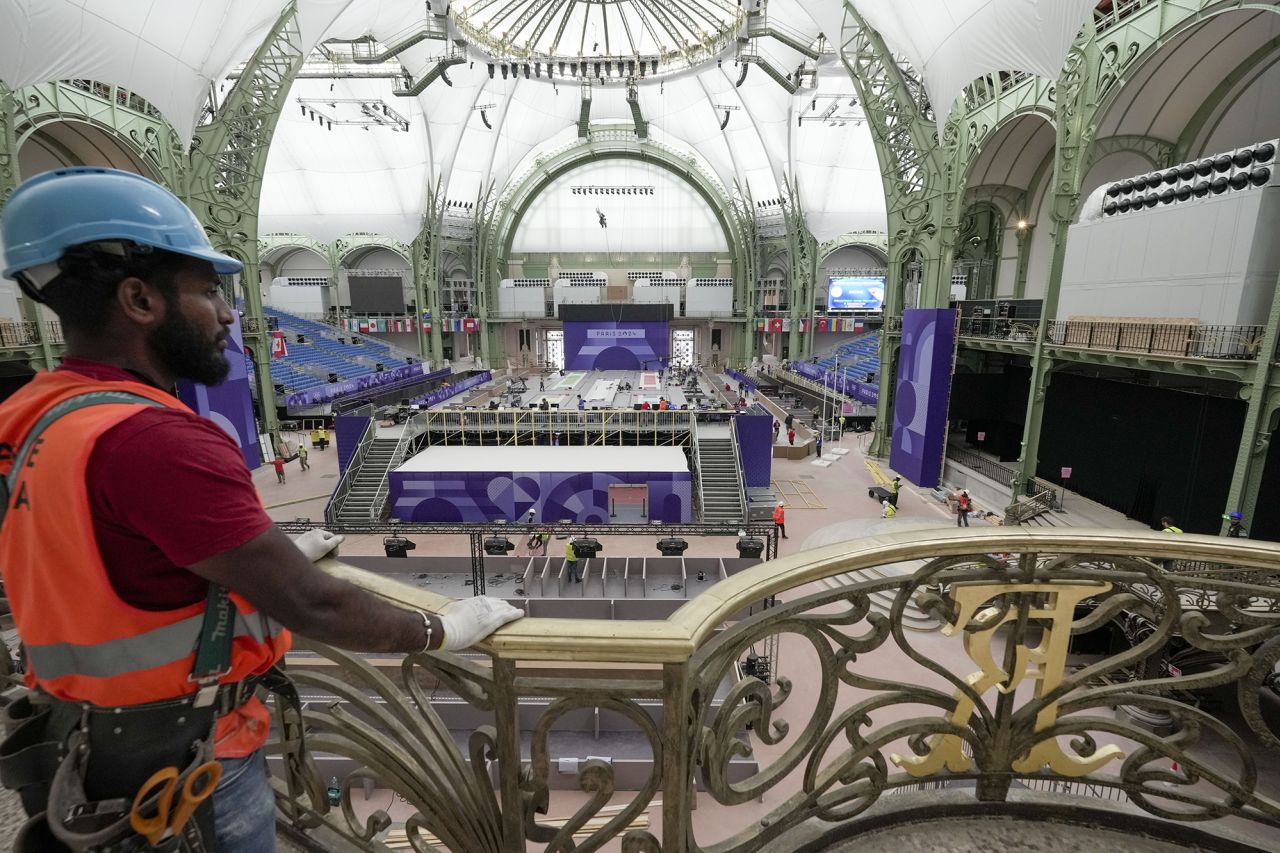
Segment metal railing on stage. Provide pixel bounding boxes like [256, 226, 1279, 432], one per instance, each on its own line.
[369, 419, 427, 521]
[729, 417, 748, 523]
[416, 408, 700, 446]
[945, 443, 1060, 509]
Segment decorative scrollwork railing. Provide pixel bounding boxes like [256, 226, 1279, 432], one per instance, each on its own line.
[274, 529, 1280, 851]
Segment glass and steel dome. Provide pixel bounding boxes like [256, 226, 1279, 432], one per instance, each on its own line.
[450, 0, 745, 76]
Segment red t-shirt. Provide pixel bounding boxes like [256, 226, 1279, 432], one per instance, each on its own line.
[58, 359, 274, 610]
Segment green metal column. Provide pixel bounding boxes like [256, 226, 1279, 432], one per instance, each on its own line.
[183, 0, 307, 444]
[1222, 269, 1280, 532]
[1012, 224, 1034, 299]
[0, 84, 59, 371]
[1011, 41, 1095, 500]
[411, 219, 445, 367]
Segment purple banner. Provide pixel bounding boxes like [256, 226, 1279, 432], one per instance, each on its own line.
[177, 312, 261, 470]
[734, 408, 773, 489]
[889, 308, 957, 489]
[334, 415, 372, 476]
[285, 363, 437, 407]
[563, 321, 669, 370]
[788, 361, 879, 405]
[392, 469, 691, 523]
[725, 368, 757, 393]
[410, 371, 492, 407]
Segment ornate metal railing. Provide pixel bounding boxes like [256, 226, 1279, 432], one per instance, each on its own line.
[1094, 0, 1157, 33]
[1046, 320, 1265, 360]
[273, 529, 1280, 851]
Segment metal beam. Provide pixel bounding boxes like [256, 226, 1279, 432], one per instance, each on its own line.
[184, 0, 309, 445]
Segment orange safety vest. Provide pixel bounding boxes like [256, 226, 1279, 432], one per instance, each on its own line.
[958, 494, 972, 511]
[772, 505, 785, 525]
[0, 371, 290, 756]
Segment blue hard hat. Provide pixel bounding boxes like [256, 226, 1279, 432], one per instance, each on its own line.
[1, 167, 242, 282]
[1230, 511, 1243, 520]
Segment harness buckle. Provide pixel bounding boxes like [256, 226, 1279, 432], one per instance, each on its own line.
[187, 667, 232, 709]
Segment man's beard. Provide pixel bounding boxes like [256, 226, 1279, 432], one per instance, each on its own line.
[150, 306, 230, 386]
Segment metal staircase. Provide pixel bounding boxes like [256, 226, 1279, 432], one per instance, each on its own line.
[696, 433, 746, 523]
[334, 439, 400, 523]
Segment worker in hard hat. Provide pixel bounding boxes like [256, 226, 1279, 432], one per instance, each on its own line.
[0, 168, 521, 850]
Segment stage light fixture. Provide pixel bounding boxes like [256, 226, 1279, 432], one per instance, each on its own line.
[1178, 164, 1196, 181]
[1159, 188, 1175, 204]
[1103, 201, 1118, 216]
[1106, 183, 1121, 198]
[1175, 185, 1192, 201]
[1163, 168, 1180, 185]
[1210, 176, 1229, 194]
[1213, 154, 1233, 172]
[1256, 142, 1276, 163]
[1233, 148, 1254, 168]
[1192, 181, 1210, 197]
[736, 535, 764, 559]
[383, 536, 416, 558]
[559, 61, 566, 75]
[1251, 166, 1272, 187]
[1117, 198, 1132, 212]
[1119, 179, 1134, 194]
[651, 59, 658, 74]
[1133, 174, 1148, 192]
[1143, 192, 1159, 208]
[656, 537, 688, 556]
[488, 63, 494, 78]
[571, 537, 603, 558]
[501, 64, 509, 79]
[1229, 171, 1250, 191]
[484, 536, 515, 555]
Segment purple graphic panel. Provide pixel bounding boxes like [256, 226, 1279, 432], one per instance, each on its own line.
[563, 321, 670, 370]
[410, 371, 491, 407]
[284, 363, 438, 407]
[177, 312, 261, 470]
[789, 360, 879, 405]
[889, 308, 956, 488]
[391, 470, 692, 523]
[334, 415, 372, 476]
[735, 408, 773, 488]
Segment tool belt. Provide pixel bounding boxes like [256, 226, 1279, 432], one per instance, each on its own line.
[0, 586, 311, 851]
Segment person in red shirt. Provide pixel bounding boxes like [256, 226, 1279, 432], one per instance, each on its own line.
[0, 168, 523, 852]
[271, 455, 286, 484]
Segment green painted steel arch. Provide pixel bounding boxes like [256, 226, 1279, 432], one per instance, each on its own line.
[493, 139, 745, 269]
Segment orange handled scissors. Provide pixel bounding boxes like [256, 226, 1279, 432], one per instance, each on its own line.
[129, 761, 222, 847]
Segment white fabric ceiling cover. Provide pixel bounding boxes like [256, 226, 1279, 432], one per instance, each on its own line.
[0, 0, 348, 144]
[849, 0, 1095, 131]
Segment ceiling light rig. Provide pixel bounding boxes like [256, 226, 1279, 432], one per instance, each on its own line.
[570, 185, 655, 196]
[798, 94, 865, 128]
[297, 97, 410, 132]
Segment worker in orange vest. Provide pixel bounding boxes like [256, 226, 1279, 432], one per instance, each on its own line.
[773, 501, 788, 539]
[0, 168, 523, 851]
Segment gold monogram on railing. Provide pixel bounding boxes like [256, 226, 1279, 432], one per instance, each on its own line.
[892, 580, 1123, 777]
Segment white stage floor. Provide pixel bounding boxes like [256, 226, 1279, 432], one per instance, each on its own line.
[432, 368, 721, 411]
[396, 445, 690, 473]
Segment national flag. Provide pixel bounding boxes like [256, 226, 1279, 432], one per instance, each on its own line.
[755, 319, 766, 332]
[769, 318, 783, 333]
[271, 330, 288, 359]
[854, 321, 864, 332]
[462, 317, 479, 333]
[358, 320, 370, 332]
[817, 318, 828, 333]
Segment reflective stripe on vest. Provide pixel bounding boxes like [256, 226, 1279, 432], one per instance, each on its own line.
[23, 610, 285, 681]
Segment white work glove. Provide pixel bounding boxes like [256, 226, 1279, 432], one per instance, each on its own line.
[438, 596, 524, 650]
[293, 529, 345, 562]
